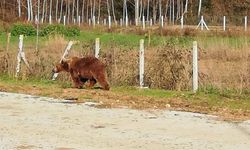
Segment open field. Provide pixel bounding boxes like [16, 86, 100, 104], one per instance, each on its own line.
[0, 26, 250, 121]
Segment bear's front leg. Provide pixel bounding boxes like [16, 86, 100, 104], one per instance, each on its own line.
[70, 71, 82, 89]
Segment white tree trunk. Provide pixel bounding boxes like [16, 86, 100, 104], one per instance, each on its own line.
[146, 0, 149, 22]
[59, 0, 63, 22]
[77, 0, 79, 22]
[159, 0, 162, 21]
[42, 0, 46, 22]
[111, 0, 116, 24]
[56, 0, 58, 21]
[30, 0, 34, 21]
[18, 0, 21, 17]
[198, 0, 202, 17]
[27, 0, 30, 21]
[49, 0, 52, 24]
[98, 0, 101, 24]
[135, 0, 139, 25]
[184, 0, 188, 13]
[107, 0, 110, 17]
[72, 0, 75, 22]
[81, 0, 85, 23]
[93, 0, 96, 18]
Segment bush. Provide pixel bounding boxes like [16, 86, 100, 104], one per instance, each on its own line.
[39, 24, 65, 36]
[64, 26, 80, 36]
[10, 23, 80, 37]
[40, 24, 80, 37]
[10, 23, 36, 36]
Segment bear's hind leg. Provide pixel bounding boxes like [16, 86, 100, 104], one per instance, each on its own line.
[96, 74, 110, 90]
[88, 78, 97, 89]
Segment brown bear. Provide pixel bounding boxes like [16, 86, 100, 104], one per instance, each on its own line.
[52, 56, 110, 90]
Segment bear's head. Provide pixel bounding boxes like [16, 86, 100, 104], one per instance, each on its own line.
[52, 59, 70, 73]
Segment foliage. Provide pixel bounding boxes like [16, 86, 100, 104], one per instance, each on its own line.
[10, 23, 36, 36]
[10, 23, 80, 37]
[40, 24, 80, 37]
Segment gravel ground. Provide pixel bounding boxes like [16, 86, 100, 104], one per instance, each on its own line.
[0, 92, 250, 150]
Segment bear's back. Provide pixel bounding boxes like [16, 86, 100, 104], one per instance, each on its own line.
[70, 56, 104, 70]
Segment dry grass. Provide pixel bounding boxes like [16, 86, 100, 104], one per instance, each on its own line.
[0, 31, 250, 92]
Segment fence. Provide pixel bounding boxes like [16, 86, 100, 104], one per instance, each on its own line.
[0, 33, 249, 92]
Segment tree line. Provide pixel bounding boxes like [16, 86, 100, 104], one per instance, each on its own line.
[0, 0, 250, 25]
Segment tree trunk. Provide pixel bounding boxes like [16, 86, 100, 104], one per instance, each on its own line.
[77, 0, 79, 21]
[146, 0, 149, 22]
[93, 0, 96, 17]
[18, 0, 21, 17]
[111, 0, 116, 23]
[49, 0, 52, 22]
[81, 0, 85, 22]
[152, 0, 156, 24]
[86, 0, 89, 22]
[198, 0, 202, 17]
[159, 0, 162, 20]
[72, 0, 75, 22]
[30, 0, 33, 21]
[60, 0, 63, 21]
[135, 0, 139, 25]
[27, 0, 30, 21]
[42, 0, 46, 22]
[67, 1, 70, 24]
[107, 0, 110, 17]
[165, 0, 169, 19]
[56, 0, 58, 21]
[98, 0, 101, 24]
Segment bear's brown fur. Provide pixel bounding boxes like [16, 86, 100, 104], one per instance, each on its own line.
[53, 56, 110, 90]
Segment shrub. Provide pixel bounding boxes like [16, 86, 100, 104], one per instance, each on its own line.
[40, 24, 80, 37]
[10, 23, 36, 36]
[64, 26, 80, 36]
[10, 23, 80, 37]
[39, 24, 65, 36]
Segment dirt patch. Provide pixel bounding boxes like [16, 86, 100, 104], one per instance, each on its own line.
[0, 82, 249, 121]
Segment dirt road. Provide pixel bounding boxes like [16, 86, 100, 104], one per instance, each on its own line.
[0, 92, 250, 150]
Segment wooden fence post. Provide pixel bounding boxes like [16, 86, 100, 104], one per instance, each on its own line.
[95, 38, 100, 58]
[181, 15, 184, 29]
[78, 15, 81, 26]
[160, 16, 164, 28]
[108, 16, 112, 29]
[6, 33, 11, 52]
[125, 16, 128, 27]
[63, 15, 66, 26]
[49, 15, 52, 24]
[245, 16, 247, 32]
[15, 35, 31, 78]
[139, 39, 144, 88]
[193, 41, 198, 93]
[142, 16, 145, 30]
[93, 16, 96, 27]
